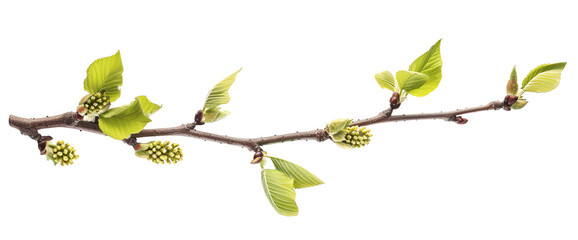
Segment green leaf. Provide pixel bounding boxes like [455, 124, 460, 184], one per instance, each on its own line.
[202, 107, 230, 123]
[327, 118, 352, 135]
[396, 70, 429, 93]
[84, 51, 124, 102]
[510, 98, 528, 110]
[331, 131, 347, 142]
[98, 96, 161, 140]
[407, 39, 443, 97]
[521, 62, 566, 93]
[335, 142, 354, 149]
[522, 69, 564, 93]
[203, 68, 242, 110]
[136, 95, 162, 115]
[259, 156, 267, 169]
[507, 66, 518, 95]
[375, 70, 396, 92]
[261, 169, 299, 216]
[268, 156, 324, 189]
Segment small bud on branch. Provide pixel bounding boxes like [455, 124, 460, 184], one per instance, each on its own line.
[390, 92, 401, 109]
[251, 151, 264, 164]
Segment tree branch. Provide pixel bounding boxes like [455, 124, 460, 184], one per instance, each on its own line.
[8, 100, 505, 153]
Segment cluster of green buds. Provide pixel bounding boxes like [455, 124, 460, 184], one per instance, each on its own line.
[77, 92, 111, 117]
[135, 141, 183, 164]
[340, 126, 372, 148]
[45, 141, 79, 166]
[326, 118, 373, 149]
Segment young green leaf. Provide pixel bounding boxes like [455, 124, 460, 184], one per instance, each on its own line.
[407, 39, 442, 97]
[202, 107, 230, 123]
[261, 169, 299, 216]
[523, 69, 564, 93]
[396, 70, 429, 93]
[84, 51, 124, 102]
[203, 68, 242, 110]
[136, 95, 162, 115]
[375, 70, 396, 92]
[510, 98, 528, 110]
[507, 66, 518, 95]
[521, 62, 566, 93]
[327, 118, 352, 135]
[331, 130, 347, 142]
[201, 68, 241, 123]
[259, 156, 267, 169]
[334, 142, 354, 149]
[98, 96, 161, 140]
[268, 156, 324, 189]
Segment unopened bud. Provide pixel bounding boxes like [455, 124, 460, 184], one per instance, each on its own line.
[389, 92, 401, 109]
[251, 151, 264, 164]
[455, 116, 468, 124]
[506, 66, 518, 95]
[194, 110, 205, 125]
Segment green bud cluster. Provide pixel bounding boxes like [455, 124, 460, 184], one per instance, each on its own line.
[46, 141, 79, 166]
[77, 92, 110, 115]
[135, 141, 183, 164]
[341, 126, 372, 148]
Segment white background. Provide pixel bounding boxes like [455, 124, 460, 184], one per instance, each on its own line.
[1, 1, 577, 239]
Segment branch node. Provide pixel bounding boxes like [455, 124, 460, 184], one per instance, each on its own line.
[185, 122, 197, 130]
[37, 135, 53, 155]
[315, 129, 330, 142]
[503, 95, 518, 111]
[123, 137, 138, 148]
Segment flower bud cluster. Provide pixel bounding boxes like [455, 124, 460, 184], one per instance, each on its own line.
[77, 92, 110, 116]
[341, 126, 372, 148]
[46, 141, 79, 166]
[135, 141, 183, 164]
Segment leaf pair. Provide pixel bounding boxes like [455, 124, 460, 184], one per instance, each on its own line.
[375, 39, 442, 98]
[83, 51, 161, 140]
[261, 156, 324, 216]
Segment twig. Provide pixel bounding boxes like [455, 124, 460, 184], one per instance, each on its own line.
[8, 100, 505, 153]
